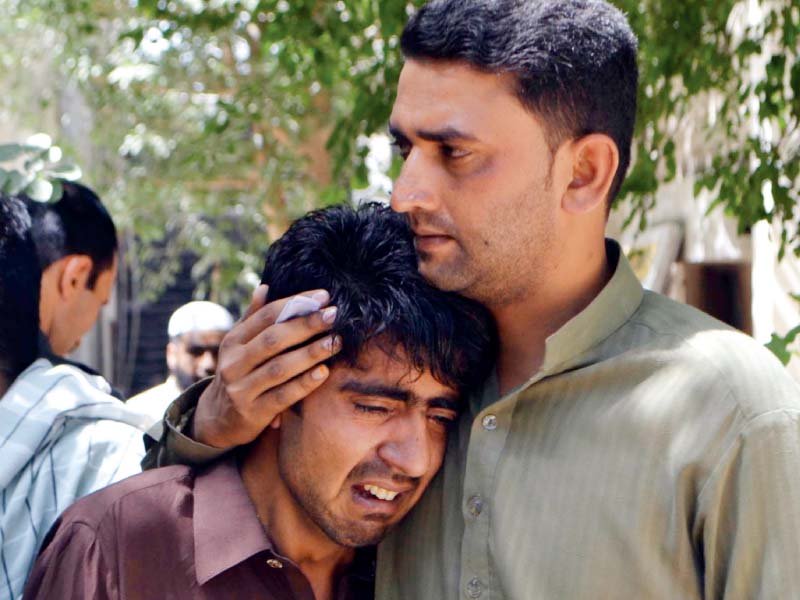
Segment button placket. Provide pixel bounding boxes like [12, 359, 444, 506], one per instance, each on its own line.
[460, 397, 520, 600]
[482, 414, 498, 430]
[466, 494, 484, 518]
[465, 576, 484, 598]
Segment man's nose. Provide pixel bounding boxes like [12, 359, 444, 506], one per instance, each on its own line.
[390, 150, 438, 214]
[377, 415, 433, 480]
[197, 350, 217, 375]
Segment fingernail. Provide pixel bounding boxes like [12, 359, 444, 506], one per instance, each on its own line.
[311, 290, 330, 305]
[322, 306, 337, 323]
[322, 335, 340, 352]
[311, 366, 328, 381]
[253, 284, 267, 300]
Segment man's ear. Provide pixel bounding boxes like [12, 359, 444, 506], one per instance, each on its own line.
[58, 255, 93, 300]
[562, 133, 619, 215]
[269, 414, 282, 429]
[166, 341, 178, 372]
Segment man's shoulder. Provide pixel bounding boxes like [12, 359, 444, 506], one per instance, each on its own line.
[633, 290, 736, 338]
[626, 291, 800, 417]
[128, 381, 171, 403]
[12, 358, 111, 400]
[59, 416, 146, 468]
[126, 380, 176, 416]
[3, 358, 151, 434]
[59, 465, 195, 529]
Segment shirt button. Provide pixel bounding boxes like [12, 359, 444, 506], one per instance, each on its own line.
[465, 577, 484, 598]
[481, 414, 498, 431]
[266, 558, 284, 569]
[466, 495, 484, 518]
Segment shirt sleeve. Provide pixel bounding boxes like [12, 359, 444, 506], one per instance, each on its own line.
[140, 378, 227, 470]
[699, 408, 800, 599]
[23, 521, 116, 600]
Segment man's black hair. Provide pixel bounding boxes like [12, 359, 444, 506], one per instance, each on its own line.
[0, 195, 41, 382]
[401, 0, 639, 204]
[261, 203, 497, 395]
[26, 181, 118, 288]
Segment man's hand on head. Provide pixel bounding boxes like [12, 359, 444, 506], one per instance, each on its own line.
[192, 284, 341, 449]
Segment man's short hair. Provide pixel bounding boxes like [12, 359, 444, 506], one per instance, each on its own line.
[261, 203, 497, 395]
[0, 195, 41, 381]
[26, 182, 118, 288]
[401, 0, 639, 203]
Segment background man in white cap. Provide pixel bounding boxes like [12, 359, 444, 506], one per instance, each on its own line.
[128, 301, 234, 423]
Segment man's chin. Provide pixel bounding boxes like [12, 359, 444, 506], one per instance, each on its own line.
[174, 370, 200, 390]
[417, 256, 474, 294]
[328, 521, 392, 548]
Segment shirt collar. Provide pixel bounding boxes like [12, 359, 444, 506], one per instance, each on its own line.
[193, 457, 272, 585]
[538, 239, 644, 377]
[193, 458, 377, 596]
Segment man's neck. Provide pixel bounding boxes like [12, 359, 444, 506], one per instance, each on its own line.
[0, 373, 8, 398]
[492, 241, 612, 395]
[240, 437, 354, 600]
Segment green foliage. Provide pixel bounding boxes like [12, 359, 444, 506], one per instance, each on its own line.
[0, 133, 82, 201]
[617, 0, 800, 260]
[0, 0, 798, 319]
[0, 0, 426, 303]
[766, 324, 800, 366]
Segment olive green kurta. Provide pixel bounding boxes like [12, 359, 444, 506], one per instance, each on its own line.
[376, 242, 800, 600]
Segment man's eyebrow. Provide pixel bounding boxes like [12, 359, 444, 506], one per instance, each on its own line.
[428, 396, 460, 412]
[340, 381, 410, 403]
[389, 124, 478, 144]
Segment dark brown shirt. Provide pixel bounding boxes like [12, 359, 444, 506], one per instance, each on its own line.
[24, 459, 375, 599]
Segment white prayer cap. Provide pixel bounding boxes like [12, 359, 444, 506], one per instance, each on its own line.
[168, 301, 234, 339]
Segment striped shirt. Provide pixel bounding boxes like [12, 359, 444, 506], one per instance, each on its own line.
[376, 241, 800, 600]
[0, 359, 151, 600]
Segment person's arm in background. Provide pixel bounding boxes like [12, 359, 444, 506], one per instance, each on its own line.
[142, 284, 341, 469]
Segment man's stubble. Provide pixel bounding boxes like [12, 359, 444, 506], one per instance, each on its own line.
[414, 177, 557, 310]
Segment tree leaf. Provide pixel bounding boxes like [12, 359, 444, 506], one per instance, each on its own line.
[0, 144, 24, 162]
[49, 178, 64, 202]
[5, 171, 27, 195]
[46, 164, 83, 181]
[766, 333, 792, 365]
[47, 146, 63, 163]
[25, 178, 54, 202]
[24, 133, 52, 150]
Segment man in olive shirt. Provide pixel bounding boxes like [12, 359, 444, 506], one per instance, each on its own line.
[149, 1, 800, 598]
[26, 204, 496, 599]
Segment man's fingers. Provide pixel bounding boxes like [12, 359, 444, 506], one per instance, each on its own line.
[191, 329, 340, 449]
[252, 364, 331, 417]
[222, 306, 337, 379]
[232, 333, 341, 396]
[241, 284, 269, 321]
[232, 289, 331, 345]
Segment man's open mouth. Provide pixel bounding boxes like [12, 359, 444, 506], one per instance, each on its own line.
[353, 484, 402, 502]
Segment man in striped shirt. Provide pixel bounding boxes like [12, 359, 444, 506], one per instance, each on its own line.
[149, 1, 800, 598]
[24, 183, 122, 396]
[0, 193, 150, 600]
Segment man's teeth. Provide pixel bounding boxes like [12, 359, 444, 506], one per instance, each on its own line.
[363, 484, 399, 501]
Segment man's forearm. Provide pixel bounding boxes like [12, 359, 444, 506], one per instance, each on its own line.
[140, 378, 227, 470]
